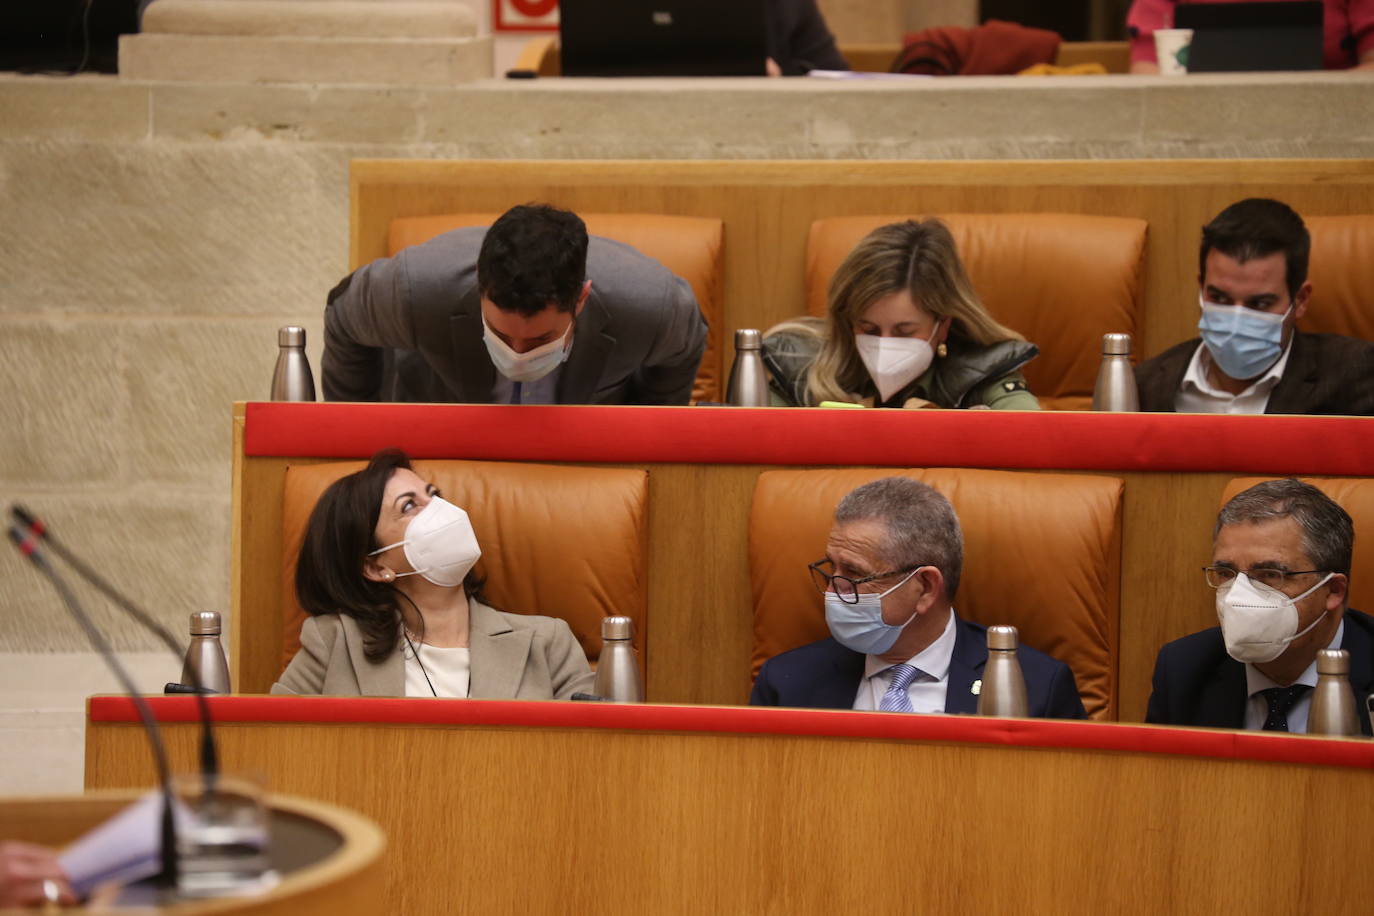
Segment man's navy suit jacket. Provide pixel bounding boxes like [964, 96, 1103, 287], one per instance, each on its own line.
[748, 615, 1087, 719]
[1145, 608, 1374, 734]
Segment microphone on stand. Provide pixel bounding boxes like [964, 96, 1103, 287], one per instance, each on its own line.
[10, 504, 219, 786]
[7, 524, 180, 890]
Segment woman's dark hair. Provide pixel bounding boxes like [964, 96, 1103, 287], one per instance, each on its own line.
[294, 448, 482, 661]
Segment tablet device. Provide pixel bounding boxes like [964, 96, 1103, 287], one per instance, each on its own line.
[1174, 0, 1323, 72]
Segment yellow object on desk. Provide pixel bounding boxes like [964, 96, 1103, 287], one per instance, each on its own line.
[1017, 62, 1109, 76]
[818, 400, 864, 409]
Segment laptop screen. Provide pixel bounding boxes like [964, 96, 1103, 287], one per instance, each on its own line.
[560, 0, 769, 77]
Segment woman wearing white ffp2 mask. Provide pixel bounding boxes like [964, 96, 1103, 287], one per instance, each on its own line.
[272, 448, 594, 700]
[760, 218, 1041, 410]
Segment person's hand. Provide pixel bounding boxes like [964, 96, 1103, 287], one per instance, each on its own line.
[0, 842, 77, 908]
[765, 57, 782, 77]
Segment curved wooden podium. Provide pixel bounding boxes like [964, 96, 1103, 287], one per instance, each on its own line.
[87, 696, 1374, 914]
[1, 790, 384, 914]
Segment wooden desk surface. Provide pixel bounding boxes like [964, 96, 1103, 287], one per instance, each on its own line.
[87, 696, 1374, 915]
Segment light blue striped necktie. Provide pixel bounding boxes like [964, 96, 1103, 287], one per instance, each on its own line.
[879, 663, 922, 713]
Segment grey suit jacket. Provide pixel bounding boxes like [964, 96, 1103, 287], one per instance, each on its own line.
[270, 599, 596, 699]
[322, 227, 707, 405]
[1135, 331, 1374, 416]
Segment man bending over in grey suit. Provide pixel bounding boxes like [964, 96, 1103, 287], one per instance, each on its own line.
[323, 203, 707, 405]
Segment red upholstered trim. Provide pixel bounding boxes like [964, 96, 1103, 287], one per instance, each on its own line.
[244, 403, 1374, 474]
[88, 696, 1374, 769]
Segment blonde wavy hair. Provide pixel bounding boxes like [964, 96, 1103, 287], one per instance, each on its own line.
[790, 219, 1024, 406]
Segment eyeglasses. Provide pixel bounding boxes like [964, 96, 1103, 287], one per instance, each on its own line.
[1202, 565, 1327, 590]
[808, 559, 923, 605]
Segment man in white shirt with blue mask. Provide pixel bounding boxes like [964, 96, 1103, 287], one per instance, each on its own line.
[748, 477, 1086, 719]
[1136, 198, 1374, 416]
[322, 204, 707, 405]
[1146, 478, 1374, 734]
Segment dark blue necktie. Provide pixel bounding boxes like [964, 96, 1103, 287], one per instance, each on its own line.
[1260, 684, 1311, 732]
[511, 381, 522, 404]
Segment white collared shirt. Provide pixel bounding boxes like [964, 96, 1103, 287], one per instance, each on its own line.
[1242, 619, 1344, 733]
[491, 366, 563, 404]
[853, 608, 957, 713]
[1174, 339, 1293, 415]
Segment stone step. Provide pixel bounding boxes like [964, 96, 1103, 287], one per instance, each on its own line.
[119, 32, 492, 85]
[143, 0, 477, 39]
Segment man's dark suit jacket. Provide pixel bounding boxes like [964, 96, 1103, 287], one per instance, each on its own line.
[1145, 608, 1374, 734]
[767, 0, 848, 74]
[1134, 332, 1374, 415]
[749, 615, 1087, 719]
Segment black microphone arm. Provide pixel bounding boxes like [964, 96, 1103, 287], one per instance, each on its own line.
[10, 503, 219, 784]
[8, 526, 181, 889]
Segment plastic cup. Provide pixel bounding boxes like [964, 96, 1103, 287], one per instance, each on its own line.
[1154, 28, 1193, 75]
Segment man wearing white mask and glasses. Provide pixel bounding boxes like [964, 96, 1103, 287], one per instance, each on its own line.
[323, 204, 706, 405]
[749, 477, 1085, 718]
[1136, 198, 1374, 416]
[1146, 479, 1374, 734]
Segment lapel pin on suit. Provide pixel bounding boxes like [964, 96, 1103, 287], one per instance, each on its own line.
[971, 678, 982, 696]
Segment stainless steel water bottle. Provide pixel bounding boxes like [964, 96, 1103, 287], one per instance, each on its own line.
[726, 329, 770, 407]
[1308, 648, 1360, 737]
[1092, 332, 1139, 412]
[977, 625, 1028, 717]
[592, 616, 644, 702]
[270, 326, 316, 402]
[182, 611, 231, 694]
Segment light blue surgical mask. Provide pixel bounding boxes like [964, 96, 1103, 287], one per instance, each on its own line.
[1198, 295, 1290, 382]
[824, 569, 921, 655]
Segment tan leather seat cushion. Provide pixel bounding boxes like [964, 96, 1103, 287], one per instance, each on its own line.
[388, 213, 724, 403]
[1222, 477, 1374, 613]
[1304, 216, 1374, 342]
[280, 459, 648, 678]
[805, 214, 1148, 411]
[750, 468, 1123, 719]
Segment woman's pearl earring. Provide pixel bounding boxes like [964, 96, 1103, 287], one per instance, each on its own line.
[936, 342, 948, 358]
[381, 569, 395, 582]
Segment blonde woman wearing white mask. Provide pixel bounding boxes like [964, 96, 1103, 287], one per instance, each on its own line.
[763, 219, 1040, 410]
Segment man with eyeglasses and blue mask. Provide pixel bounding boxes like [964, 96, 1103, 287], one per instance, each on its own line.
[323, 204, 707, 405]
[1147, 479, 1374, 734]
[1135, 198, 1374, 415]
[749, 477, 1086, 718]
